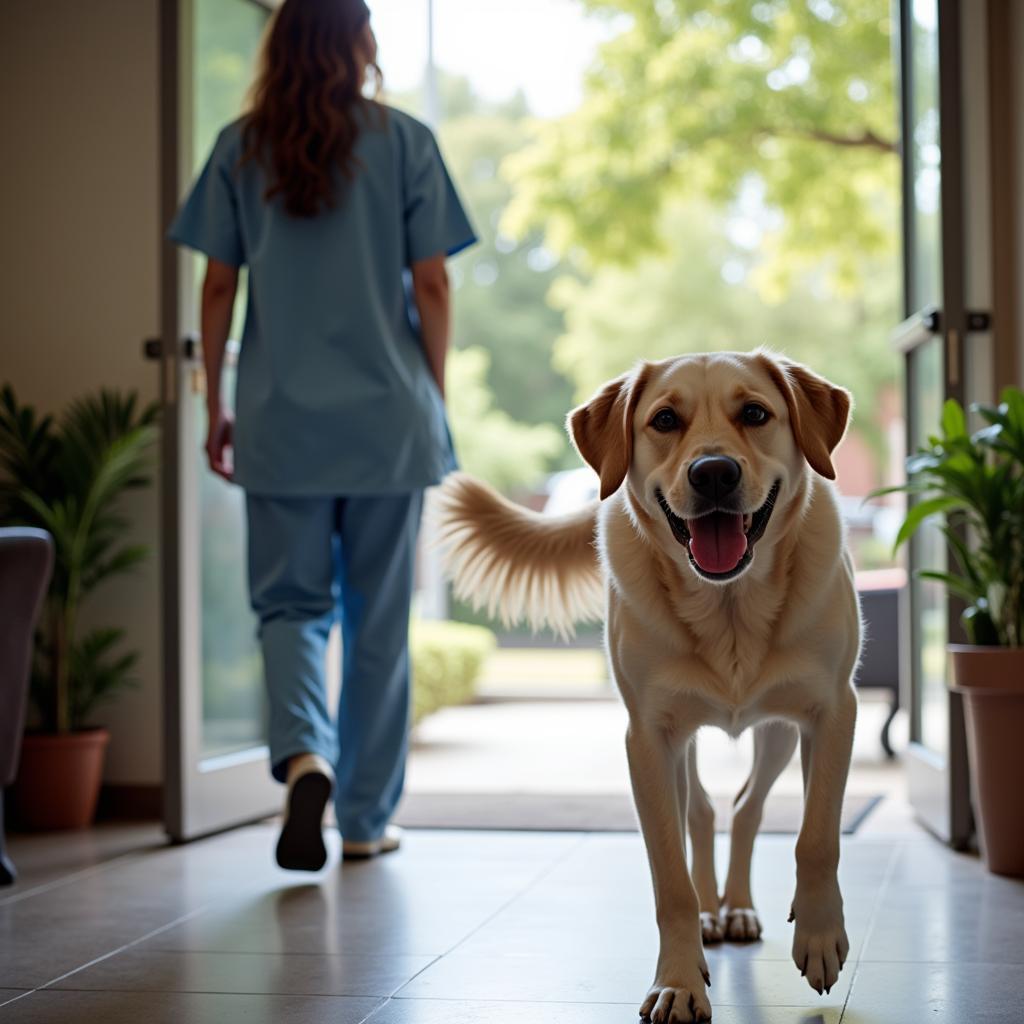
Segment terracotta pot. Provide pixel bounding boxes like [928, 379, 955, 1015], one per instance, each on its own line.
[949, 645, 1024, 878]
[11, 728, 109, 831]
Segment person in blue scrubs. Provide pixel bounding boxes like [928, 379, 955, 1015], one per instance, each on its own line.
[169, 0, 475, 870]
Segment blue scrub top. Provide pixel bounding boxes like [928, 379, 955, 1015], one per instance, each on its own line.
[168, 103, 477, 496]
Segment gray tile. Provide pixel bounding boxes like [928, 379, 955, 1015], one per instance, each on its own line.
[396, 953, 657, 1004]
[455, 904, 869, 966]
[0, 990, 382, 1024]
[0, 939, 127, 990]
[456, 868, 871, 964]
[703, 957, 852, 1007]
[356, 829, 581, 869]
[861, 879, 1024, 964]
[885, 839, 991, 888]
[846, 962, 1023, 1023]
[368, 1002, 839, 1024]
[396, 952, 851, 1010]
[143, 902, 492, 957]
[367, 1001, 638, 1024]
[142, 870, 540, 957]
[1, 823, 164, 903]
[454, 915, 659, 959]
[50, 949, 434, 996]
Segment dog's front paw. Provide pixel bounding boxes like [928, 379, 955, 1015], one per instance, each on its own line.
[720, 905, 762, 942]
[700, 910, 724, 945]
[789, 885, 849, 995]
[639, 957, 712, 1023]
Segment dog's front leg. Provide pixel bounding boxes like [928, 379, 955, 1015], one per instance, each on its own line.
[627, 725, 711, 1023]
[791, 685, 856, 996]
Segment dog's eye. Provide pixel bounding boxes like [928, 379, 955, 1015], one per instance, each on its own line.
[651, 408, 680, 433]
[741, 403, 770, 426]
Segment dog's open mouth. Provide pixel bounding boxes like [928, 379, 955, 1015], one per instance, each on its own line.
[656, 482, 781, 582]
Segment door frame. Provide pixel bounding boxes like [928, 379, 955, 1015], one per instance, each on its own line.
[895, 0, 973, 847]
[158, 0, 280, 842]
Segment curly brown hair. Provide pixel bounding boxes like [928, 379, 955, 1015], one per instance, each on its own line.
[241, 0, 383, 218]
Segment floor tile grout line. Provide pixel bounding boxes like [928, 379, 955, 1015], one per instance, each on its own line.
[0, 847, 160, 908]
[356, 996, 391, 1023]
[40, 985, 432, 998]
[386, 832, 591, 1001]
[133, 947, 448, 960]
[439, 832, 591, 958]
[0, 990, 37, 1011]
[33, 903, 216, 993]
[837, 838, 901, 1023]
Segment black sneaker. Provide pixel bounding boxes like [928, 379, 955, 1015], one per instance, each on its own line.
[275, 757, 334, 872]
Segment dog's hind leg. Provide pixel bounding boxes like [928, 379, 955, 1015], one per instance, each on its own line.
[720, 720, 799, 941]
[681, 737, 723, 944]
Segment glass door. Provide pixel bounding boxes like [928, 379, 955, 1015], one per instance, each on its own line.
[159, 0, 278, 842]
[894, 0, 972, 846]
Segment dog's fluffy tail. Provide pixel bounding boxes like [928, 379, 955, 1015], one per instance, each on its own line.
[432, 473, 603, 638]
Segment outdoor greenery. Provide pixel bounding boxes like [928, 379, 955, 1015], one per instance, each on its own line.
[197, 1, 902, 499]
[547, 203, 897, 453]
[191, 0, 904, 661]
[503, 0, 898, 292]
[415, 1, 901, 495]
[878, 390, 1024, 647]
[0, 386, 158, 733]
[410, 619, 497, 724]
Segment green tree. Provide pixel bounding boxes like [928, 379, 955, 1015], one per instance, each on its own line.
[551, 204, 897, 462]
[389, 74, 577, 479]
[503, 0, 898, 291]
[435, 83, 576, 433]
[447, 347, 564, 492]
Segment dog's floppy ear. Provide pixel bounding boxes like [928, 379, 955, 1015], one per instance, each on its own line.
[759, 355, 852, 480]
[568, 364, 650, 500]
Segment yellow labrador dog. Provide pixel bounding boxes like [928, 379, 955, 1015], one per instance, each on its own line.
[436, 351, 860, 1023]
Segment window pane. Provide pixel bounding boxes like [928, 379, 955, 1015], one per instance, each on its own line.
[909, 0, 942, 311]
[193, 0, 268, 760]
[908, 335, 947, 755]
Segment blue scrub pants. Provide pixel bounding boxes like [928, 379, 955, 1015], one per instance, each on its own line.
[246, 492, 423, 842]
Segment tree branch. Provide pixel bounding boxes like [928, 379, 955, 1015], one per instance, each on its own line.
[775, 126, 897, 154]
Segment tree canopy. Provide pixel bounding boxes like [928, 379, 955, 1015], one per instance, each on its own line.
[503, 0, 899, 292]
[446, 347, 564, 492]
[550, 203, 897, 454]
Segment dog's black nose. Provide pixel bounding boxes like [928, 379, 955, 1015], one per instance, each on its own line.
[688, 455, 742, 500]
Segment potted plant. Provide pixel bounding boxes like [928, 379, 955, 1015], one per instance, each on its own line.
[0, 385, 158, 829]
[881, 387, 1024, 876]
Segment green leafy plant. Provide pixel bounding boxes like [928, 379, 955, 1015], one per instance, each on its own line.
[874, 388, 1024, 647]
[0, 385, 159, 732]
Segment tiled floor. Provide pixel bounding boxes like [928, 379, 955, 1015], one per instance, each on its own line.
[3, 823, 1023, 1022]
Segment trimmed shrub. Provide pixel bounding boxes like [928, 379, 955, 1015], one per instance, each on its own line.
[410, 619, 496, 725]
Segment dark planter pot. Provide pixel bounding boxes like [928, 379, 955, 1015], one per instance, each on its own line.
[949, 645, 1024, 878]
[11, 728, 110, 831]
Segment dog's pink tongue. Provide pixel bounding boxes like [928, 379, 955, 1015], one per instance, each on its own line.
[687, 512, 747, 574]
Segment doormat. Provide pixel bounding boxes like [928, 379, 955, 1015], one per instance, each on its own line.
[394, 792, 882, 835]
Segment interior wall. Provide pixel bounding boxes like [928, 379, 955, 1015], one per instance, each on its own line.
[0, 0, 163, 785]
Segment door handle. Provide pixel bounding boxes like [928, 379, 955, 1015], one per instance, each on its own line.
[141, 334, 200, 361]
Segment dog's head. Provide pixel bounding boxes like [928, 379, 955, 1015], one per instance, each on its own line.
[568, 351, 851, 583]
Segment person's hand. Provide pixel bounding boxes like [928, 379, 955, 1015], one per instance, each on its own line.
[206, 405, 235, 482]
